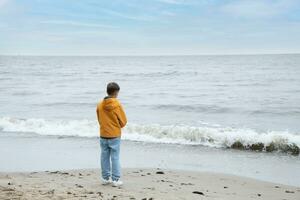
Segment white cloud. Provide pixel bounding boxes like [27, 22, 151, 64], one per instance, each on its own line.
[156, 0, 196, 5]
[0, 0, 9, 8]
[221, 0, 297, 18]
[102, 9, 156, 21]
[157, 0, 185, 4]
[39, 20, 118, 29]
[161, 10, 176, 16]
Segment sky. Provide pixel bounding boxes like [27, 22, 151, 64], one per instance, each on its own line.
[0, 0, 300, 56]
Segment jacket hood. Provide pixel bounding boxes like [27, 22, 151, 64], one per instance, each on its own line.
[102, 97, 120, 111]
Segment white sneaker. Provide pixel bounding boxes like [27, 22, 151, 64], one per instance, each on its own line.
[101, 178, 112, 185]
[112, 180, 123, 187]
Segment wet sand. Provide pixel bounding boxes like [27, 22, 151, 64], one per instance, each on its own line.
[1, 136, 299, 186]
[1, 168, 299, 200]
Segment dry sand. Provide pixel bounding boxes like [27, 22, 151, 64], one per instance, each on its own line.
[0, 168, 299, 200]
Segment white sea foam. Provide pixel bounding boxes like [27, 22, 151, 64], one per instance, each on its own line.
[1, 117, 299, 151]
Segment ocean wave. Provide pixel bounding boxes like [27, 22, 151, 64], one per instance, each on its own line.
[12, 91, 41, 96]
[0, 117, 299, 155]
[153, 104, 232, 113]
[117, 71, 181, 77]
[31, 102, 96, 107]
[99, 70, 195, 77]
[251, 109, 300, 116]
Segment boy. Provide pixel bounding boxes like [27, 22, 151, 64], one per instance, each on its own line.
[96, 82, 127, 187]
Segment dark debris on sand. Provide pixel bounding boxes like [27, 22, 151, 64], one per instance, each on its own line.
[192, 191, 204, 195]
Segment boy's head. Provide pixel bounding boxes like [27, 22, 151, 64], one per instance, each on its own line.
[106, 82, 120, 97]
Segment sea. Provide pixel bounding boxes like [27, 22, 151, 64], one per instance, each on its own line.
[0, 54, 300, 186]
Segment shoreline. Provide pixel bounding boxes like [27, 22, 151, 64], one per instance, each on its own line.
[1, 136, 300, 186]
[1, 168, 299, 200]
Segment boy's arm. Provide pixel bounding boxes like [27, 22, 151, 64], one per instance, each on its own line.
[116, 105, 127, 128]
[96, 106, 101, 125]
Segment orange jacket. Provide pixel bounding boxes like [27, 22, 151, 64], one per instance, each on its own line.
[96, 97, 127, 138]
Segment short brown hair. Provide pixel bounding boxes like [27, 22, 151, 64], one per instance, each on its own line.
[106, 82, 120, 95]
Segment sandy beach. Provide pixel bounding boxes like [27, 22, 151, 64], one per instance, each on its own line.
[1, 168, 299, 200]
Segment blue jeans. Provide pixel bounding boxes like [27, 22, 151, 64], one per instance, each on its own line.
[100, 137, 121, 181]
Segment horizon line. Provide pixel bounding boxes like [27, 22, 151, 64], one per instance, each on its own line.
[1, 52, 300, 57]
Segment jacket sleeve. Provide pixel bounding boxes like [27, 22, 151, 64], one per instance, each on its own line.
[116, 105, 127, 128]
[96, 106, 101, 125]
